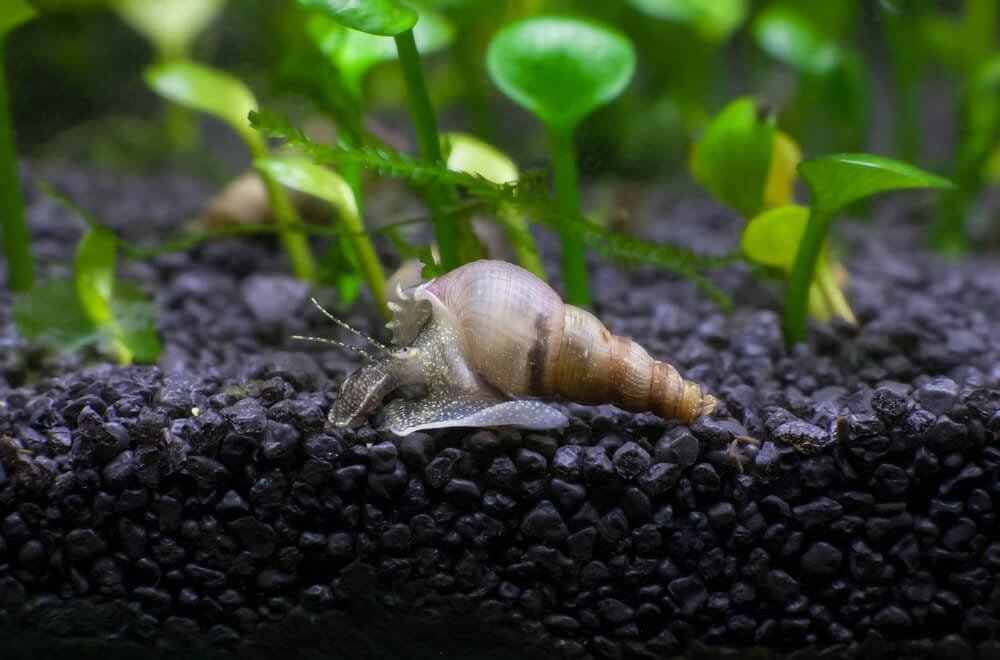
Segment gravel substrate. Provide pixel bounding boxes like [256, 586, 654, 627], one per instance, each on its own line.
[1, 167, 999, 659]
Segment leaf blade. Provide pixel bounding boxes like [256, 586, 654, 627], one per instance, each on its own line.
[144, 60, 258, 140]
[296, 0, 417, 36]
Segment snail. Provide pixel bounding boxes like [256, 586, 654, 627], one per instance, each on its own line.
[313, 259, 718, 436]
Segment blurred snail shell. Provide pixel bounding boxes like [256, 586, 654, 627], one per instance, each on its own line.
[331, 259, 717, 435]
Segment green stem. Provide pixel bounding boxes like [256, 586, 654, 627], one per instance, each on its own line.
[247, 134, 316, 282]
[334, 195, 387, 319]
[547, 124, 590, 307]
[0, 51, 33, 292]
[782, 210, 832, 345]
[962, 0, 997, 71]
[394, 28, 460, 270]
[884, 6, 923, 162]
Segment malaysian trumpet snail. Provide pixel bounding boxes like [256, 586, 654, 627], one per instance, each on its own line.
[324, 259, 718, 435]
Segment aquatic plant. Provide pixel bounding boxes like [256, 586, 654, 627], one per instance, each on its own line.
[299, 0, 470, 271]
[144, 60, 316, 282]
[254, 156, 388, 316]
[111, 0, 226, 147]
[486, 16, 636, 306]
[0, 0, 36, 292]
[691, 97, 953, 345]
[14, 186, 160, 364]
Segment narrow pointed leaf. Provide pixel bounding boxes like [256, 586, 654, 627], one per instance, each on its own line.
[799, 153, 955, 221]
[486, 16, 636, 130]
[690, 97, 774, 218]
[296, 0, 417, 36]
[145, 61, 258, 141]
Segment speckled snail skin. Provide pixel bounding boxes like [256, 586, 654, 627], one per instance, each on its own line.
[331, 259, 718, 436]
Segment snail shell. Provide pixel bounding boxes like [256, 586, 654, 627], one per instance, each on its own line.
[330, 259, 717, 434]
[409, 260, 717, 424]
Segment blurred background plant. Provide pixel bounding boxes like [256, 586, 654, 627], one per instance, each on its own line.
[2, 0, 988, 361]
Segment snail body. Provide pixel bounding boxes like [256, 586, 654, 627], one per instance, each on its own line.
[331, 260, 717, 435]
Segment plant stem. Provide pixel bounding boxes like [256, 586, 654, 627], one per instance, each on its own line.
[394, 28, 461, 271]
[334, 194, 388, 320]
[547, 124, 590, 307]
[0, 52, 33, 291]
[782, 210, 831, 346]
[247, 134, 316, 282]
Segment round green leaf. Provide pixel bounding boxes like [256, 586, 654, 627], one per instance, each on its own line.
[144, 61, 258, 141]
[297, 0, 417, 36]
[753, 7, 842, 76]
[799, 153, 955, 221]
[486, 16, 636, 130]
[741, 204, 809, 271]
[443, 133, 518, 184]
[628, 0, 747, 42]
[0, 0, 36, 40]
[307, 8, 453, 94]
[112, 0, 224, 59]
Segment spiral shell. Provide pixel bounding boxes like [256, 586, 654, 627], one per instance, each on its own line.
[396, 260, 717, 425]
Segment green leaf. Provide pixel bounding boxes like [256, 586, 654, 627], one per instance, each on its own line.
[13, 279, 97, 351]
[307, 8, 453, 93]
[256, 156, 358, 216]
[741, 204, 809, 271]
[110, 280, 162, 363]
[690, 97, 775, 218]
[753, 7, 842, 75]
[486, 16, 636, 131]
[799, 153, 955, 221]
[442, 132, 518, 184]
[0, 0, 36, 40]
[112, 0, 224, 59]
[628, 0, 747, 42]
[75, 226, 117, 327]
[144, 61, 258, 141]
[297, 0, 417, 36]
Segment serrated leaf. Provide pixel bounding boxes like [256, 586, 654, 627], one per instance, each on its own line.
[297, 0, 417, 36]
[112, 0, 223, 59]
[486, 16, 636, 130]
[0, 0, 36, 40]
[145, 60, 258, 141]
[75, 226, 117, 326]
[799, 153, 955, 221]
[13, 279, 98, 351]
[741, 204, 809, 271]
[690, 97, 775, 218]
[628, 0, 747, 42]
[753, 7, 842, 76]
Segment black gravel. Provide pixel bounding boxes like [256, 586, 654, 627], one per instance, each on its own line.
[1, 166, 999, 659]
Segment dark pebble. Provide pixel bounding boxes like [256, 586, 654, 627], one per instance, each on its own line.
[612, 442, 651, 480]
[521, 501, 569, 544]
